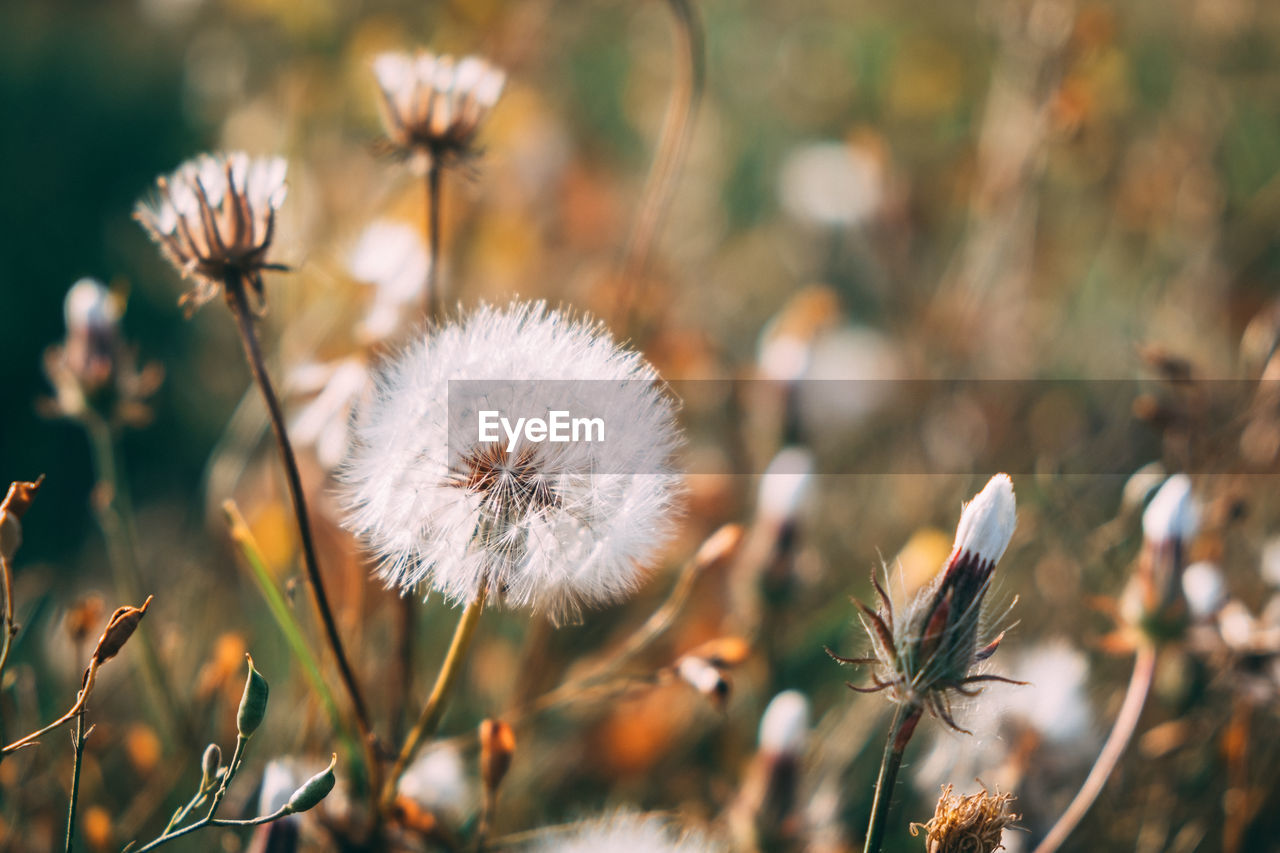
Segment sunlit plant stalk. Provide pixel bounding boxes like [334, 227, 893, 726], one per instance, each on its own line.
[381, 585, 488, 811]
[222, 500, 352, 754]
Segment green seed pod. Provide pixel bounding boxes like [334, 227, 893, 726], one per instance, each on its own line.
[236, 655, 269, 738]
[286, 754, 337, 814]
[200, 743, 222, 789]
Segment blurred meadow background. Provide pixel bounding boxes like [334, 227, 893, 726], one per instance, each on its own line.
[4, 0, 1280, 850]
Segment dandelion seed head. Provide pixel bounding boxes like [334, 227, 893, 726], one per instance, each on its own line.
[341, 302, 682, 620]
[528, 812, 722, 853]
[134, 151, 287, 311]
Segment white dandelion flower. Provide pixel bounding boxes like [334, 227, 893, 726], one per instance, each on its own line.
[528, 812, 722, 853]
[341, 302, 682, 619]
[134, 151, 287, 312]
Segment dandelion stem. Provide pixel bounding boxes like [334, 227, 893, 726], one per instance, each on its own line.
[425, 158, 443, 321]
[864, 703, 923, 853]
[1031, 642, 1158, 853]
[382, 584, 488, 811]
[222, 274, 379, 793]
[63, 712, 89, 853]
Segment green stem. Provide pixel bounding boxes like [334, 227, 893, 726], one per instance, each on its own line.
[864, 704, 922, 853]
[221, 500, 356, 769]
[64, 711, 89, 853]
[381, 585, 488, 811]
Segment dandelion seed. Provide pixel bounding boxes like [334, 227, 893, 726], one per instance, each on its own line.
[341, 302, 682, 621]
[528, 812, 722, 853]
[134, 151, 288, 312]
[373, 50, 506, 170]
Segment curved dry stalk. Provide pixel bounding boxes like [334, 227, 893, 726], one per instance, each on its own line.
[4, 658, 101, 755]
[222, 273, 378, 794]
[382, 585, 489, 811]
[0, 553, 16, 679]
[615, 0, 705, 327]
[1031, 642, 1158, 853]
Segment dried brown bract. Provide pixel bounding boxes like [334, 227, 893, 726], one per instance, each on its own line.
[92, 594, 153, 666]
[911, 785, 1020, 853]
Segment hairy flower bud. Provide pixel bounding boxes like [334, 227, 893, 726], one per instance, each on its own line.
[1129, 474, 1200, 638]
[829, 475, 1021, 731]
[237, 655, 270, 738]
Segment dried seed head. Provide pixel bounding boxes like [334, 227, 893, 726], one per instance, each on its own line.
[91, 595, 153, 666]
[910, 785, 1019, 853]
[135, 152, 288, 313]
[1, 476, 43, 561]
[830, 475, 1021, 731]
[372, 50, 505, 170]
[479, 718, 516, 796]
[236, 654, 270, 738]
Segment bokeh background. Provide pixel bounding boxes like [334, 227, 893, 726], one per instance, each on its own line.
[4, 0, 1280, 850]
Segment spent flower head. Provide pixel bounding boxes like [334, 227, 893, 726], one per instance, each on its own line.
[341, 301, 683, 621]
[42, 279, 162, 426]
[134, 151, 288, 312]
[910, 785, 1019, 853]
[1122, 473, 1201, 640]
[829, 474, 1020, 732]
[373, 50, 505, 170]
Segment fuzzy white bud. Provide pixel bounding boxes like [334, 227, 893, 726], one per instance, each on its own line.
[1142, 474, 1199, 546]
[758, 690, 809, 756]
[757, 447, 814, 526]
[1182, 561, 1226, 620]
[951, 474, 1016, 567]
